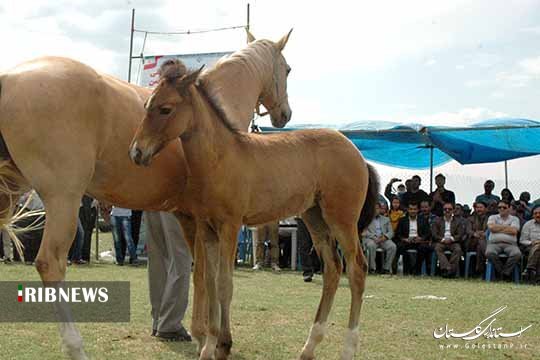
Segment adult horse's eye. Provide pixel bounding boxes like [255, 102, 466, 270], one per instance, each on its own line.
[160, 107, 172, 115]
[286, 66, 291, 75]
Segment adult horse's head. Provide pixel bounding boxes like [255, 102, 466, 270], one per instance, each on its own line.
[129, 60, 203, 166]
[250, 29, 293, 128]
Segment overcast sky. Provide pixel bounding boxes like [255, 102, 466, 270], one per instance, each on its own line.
[1, 0, 540, 201]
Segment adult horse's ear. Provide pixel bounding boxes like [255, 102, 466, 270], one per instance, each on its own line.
[276, 28, 293, 51]
[176, 65, 205, 96]
[246, 28, 256, 43]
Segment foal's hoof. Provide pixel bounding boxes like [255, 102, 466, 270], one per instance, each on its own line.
[299, 354, 315, 360]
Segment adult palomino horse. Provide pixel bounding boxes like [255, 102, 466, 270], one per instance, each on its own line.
[0, 31, 291, 359]
[130, 47, 379, 360]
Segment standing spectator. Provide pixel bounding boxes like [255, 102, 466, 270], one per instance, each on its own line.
[401, 175, 429, 209]
[419, 200, 436, 227]
[145, 211, 192, 341]
[388, 197, 405, 232]
[68, 219, 86, 265]
[520, 205, 540, 283]
[111, 206, 138, 265]
[475, 180, 501, 204]
[384, 178, 405, 204]
[297, 217, 320, 282]
[16, 190, 45, 264]
[79, 195, 98, 262]
[131, 210, 143, 249]
[429, 174, 456, 217]
[432, 202, 465, 277]
[486, 200, 521, 281]
[467, 201, 489, 274]
[253, 221, 281, 272]
[394, 202, 432, 275]
[501, 188, 515, 203]
[518, 192, 533, 220]
[363, 203, 395, 274]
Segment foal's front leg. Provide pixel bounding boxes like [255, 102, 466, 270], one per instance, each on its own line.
[215, 222, 241, 360]
[198, 220, 221, 360]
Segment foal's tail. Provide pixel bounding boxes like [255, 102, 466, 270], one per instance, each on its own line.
[357, 163, 380, 233]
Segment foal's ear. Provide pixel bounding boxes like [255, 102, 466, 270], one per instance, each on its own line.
[246, 28, 256, 43]
[276, 28, 293, 51]
[176, 65, 205, 96]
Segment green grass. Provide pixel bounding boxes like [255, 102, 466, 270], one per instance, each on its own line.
[0, 240, 539, 359]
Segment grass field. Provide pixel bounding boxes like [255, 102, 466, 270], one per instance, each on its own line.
[0, 233, 538, 359]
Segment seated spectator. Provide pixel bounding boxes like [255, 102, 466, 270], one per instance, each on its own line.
[462, 204, 472, 219]
[432, 202, 465, 278]
[401, 175, 429, 209]
[486, 199, 499, 216]
[419, 200, 436, 227]
[388, 196, 405, 232]
[395, 202, 432, 275]
[68, 219, 86, 265]
[510, 201, 526, 231]
[429, 174, 456, 217]
[520, 205, 540, 283]
[363, 203, 395, 274]
[111, 206, 139, 266]
[253, 222, 281, 272]
[518, 192, 533, 220]
[486, 200, 522, 281]
[467, 201, 489, 274]
[475, 180, 501, 205]
[379, 201, 389, 217]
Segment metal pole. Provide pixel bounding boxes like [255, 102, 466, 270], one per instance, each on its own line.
[246, 3, 250, 34]
[128, 8, 135, 83]
[430, 145, 434, 193]
[504, 160, 508, 189]
[95, 204, 100, 261]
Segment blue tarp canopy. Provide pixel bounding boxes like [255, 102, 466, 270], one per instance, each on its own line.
[260, 118, 540, 169]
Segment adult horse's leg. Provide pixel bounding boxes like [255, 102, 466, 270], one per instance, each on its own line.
[36, 193, 89, 360]
[175, 213, 208, 352]
[215, 222, 241, 360]
[329, 221, 367, 360]
[299, 206, 343, 360]
[197, 220, 221, 360]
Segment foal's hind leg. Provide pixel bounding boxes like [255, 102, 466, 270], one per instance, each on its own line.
[333, 225, 367, 360]
[299, 206, 343, 360]
[35, 193, 88, 360]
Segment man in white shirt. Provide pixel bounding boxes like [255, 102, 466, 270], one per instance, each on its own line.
[520, 205, 540, 283]
[363, 203, 395, 274]
[486, 200, 522, 280]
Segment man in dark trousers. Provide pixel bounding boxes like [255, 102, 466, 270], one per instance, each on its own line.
[394, 202, 432, 275]
[432, 202, 465, 277]
[296, 217, 321, 282]
[80, 195, 98, 262]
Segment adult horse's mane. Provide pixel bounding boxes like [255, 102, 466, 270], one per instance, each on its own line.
[157, 59, 241, 133]
[198, 40, 277, 131]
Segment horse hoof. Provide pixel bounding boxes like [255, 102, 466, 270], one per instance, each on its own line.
[299, 354, 315, 360]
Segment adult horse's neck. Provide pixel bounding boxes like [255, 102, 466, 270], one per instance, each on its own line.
[198, 41, 275, 132]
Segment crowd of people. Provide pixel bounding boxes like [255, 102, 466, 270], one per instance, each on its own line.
[361, 174, 540, 284]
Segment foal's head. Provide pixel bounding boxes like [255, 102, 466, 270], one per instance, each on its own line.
[129, 60, 202, 166]
[250, 29, 294, 128]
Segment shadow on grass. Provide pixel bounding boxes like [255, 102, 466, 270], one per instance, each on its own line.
[164, 341, 249, 360]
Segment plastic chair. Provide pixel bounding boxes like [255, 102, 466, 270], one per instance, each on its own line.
[485, 253, 520, 284]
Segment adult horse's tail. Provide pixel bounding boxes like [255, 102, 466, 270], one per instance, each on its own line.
[0, 76, 33, 253]
[357, 163, 380, 233]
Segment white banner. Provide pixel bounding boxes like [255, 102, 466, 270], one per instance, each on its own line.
[139, 52, 233, 88]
